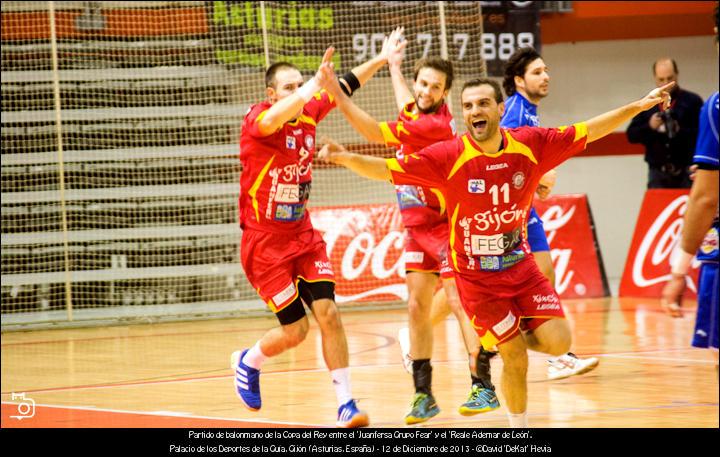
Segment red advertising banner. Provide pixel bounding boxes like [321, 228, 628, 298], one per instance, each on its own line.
[534, 194, 609, 299]
[312, 194, 608, 303]
[619, 189, 700, 298]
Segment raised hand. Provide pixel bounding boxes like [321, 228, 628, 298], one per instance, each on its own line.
[639, 81, 675, 112]
[386, 27, 407, 69]
[315, 46, 336, 89]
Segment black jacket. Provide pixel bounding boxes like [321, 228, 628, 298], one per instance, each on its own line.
[626, 87, 704, 168]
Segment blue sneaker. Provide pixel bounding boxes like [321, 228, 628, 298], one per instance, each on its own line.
[231, 349, 261, 411]
[336, 399, 370, 428]
[404, 392, 440, 425]
[458, 384, 500, 416]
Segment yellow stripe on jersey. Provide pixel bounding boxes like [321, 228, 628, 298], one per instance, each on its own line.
[256, 110, 268, 123]
[403, 103, 419, 121]
[249, 155, 275, 222]
[502, 131, 538, 164]
[429, 188, 446, 216]
[386, 157, 405, 173]
[449, 203, 460, 271]
[379, 122, 401, 145]
[448, 137, 485, 179]
[573, 122, 588, 142]
[315, 89, 334, 103]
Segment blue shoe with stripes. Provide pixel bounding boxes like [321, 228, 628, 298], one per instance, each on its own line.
[336, 399, 369, 428]
[231, 349, 261, 411]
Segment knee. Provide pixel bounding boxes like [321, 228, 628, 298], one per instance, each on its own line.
[283, 318, 309, 347]
[546, 321, 572, 356]
[312, 299, 342, 327]
[500, 344, 528, 375]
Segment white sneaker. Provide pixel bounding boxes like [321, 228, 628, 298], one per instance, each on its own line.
[547, 352, 599, 380]
[398, 327, 413, 374]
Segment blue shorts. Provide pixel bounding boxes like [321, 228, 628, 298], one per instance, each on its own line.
[692, 261, 719, 349]
[527, 207, 550, 253]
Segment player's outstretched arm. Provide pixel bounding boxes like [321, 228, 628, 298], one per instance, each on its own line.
[318, 137, 391, 182]
[257, 47, 336, 136]
[386, 27, 414, 112]
[584, 82, 675, 143]
[345, 27, 406, 90]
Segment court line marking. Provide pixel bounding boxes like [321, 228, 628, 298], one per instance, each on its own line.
[0, 401, 326, 427]
[2, 346, 715, 397]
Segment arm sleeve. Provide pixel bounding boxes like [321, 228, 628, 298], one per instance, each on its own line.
[242, 104, 271, 138]
[535, 123, 589, 173]
[304, 90, 337, 123]
[386, 141, 452, 189]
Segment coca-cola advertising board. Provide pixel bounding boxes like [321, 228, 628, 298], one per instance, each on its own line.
[311, 194, 609, 303]
[533, 194, 610, 299]
[620, 189, 699, 298]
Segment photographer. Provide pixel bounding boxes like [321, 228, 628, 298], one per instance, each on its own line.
[627, 58, 703, 188]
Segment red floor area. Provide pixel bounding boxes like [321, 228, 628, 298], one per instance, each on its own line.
[1, 403, 305, 428]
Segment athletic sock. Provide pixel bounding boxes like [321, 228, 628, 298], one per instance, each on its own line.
[507, 411, 529, 428]
[330, 367, 353, 406]
[241, 341, 267, 370]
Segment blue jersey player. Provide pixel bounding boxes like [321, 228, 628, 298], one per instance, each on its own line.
[662, 13, 719, 363]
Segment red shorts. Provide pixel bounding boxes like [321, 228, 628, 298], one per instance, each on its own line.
[453, 257, 565, 349]
[240, 228, 335, 313]
[404, 223, 454, 279]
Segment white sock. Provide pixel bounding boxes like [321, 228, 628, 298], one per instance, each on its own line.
[241, 342, 267, 370]
[507, 411, 529, 428]
[330, 367, 353, 406]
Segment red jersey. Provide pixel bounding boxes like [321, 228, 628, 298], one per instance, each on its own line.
[387, 124, 588, 272]
[239, 91, 335, 233]
[379, 101, 456, 227]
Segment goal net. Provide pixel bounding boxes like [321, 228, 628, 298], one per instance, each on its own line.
[1, 1, 539, 328]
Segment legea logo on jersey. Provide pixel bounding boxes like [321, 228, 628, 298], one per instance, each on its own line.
[468, 179, 485, 193]
[286, 136, 296, 149]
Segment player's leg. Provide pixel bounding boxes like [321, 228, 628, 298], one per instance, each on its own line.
[404, 270, 441, 424]
[523, 317, 572, 356]
[232, 229, 310, 411]
[442, 276, 501, 415]
[298, 234, 370, 428]
[528, 207, 599, 379]
[495, 333, 530, 427]
[429, 287, 452, 326]
[231, 295, 309, 412]
[693, 262, 719, 372]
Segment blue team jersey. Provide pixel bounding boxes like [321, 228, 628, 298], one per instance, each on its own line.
[693, 91, 719, 169]
[693, 92, 719, 263]
[501, 92, 540, 128]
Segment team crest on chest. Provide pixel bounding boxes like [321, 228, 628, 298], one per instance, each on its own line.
[512, 172, 525, 189]
[304, 134, 314, 150]
[286, 136, 296, 150]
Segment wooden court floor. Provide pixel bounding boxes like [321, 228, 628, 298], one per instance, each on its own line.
[1, 297, 718, 428]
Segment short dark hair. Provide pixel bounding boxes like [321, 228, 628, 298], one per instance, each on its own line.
[413, 58, 454, 91]
[461, 78, 504, 104]
[652, 58, 678, 75]
[265, 62, 299, 88]
[502, 47, 542, 97]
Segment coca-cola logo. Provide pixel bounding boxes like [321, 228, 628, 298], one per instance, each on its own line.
[312, 207, 407, 302]
[631, 195, 697, 292]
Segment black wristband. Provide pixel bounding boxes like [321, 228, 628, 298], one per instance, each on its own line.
[339, 71, 361, 97]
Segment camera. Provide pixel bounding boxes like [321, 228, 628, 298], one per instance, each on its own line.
[659, 109, 677, 139]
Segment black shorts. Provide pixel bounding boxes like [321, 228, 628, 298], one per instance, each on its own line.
[275, 279, 335, 325]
